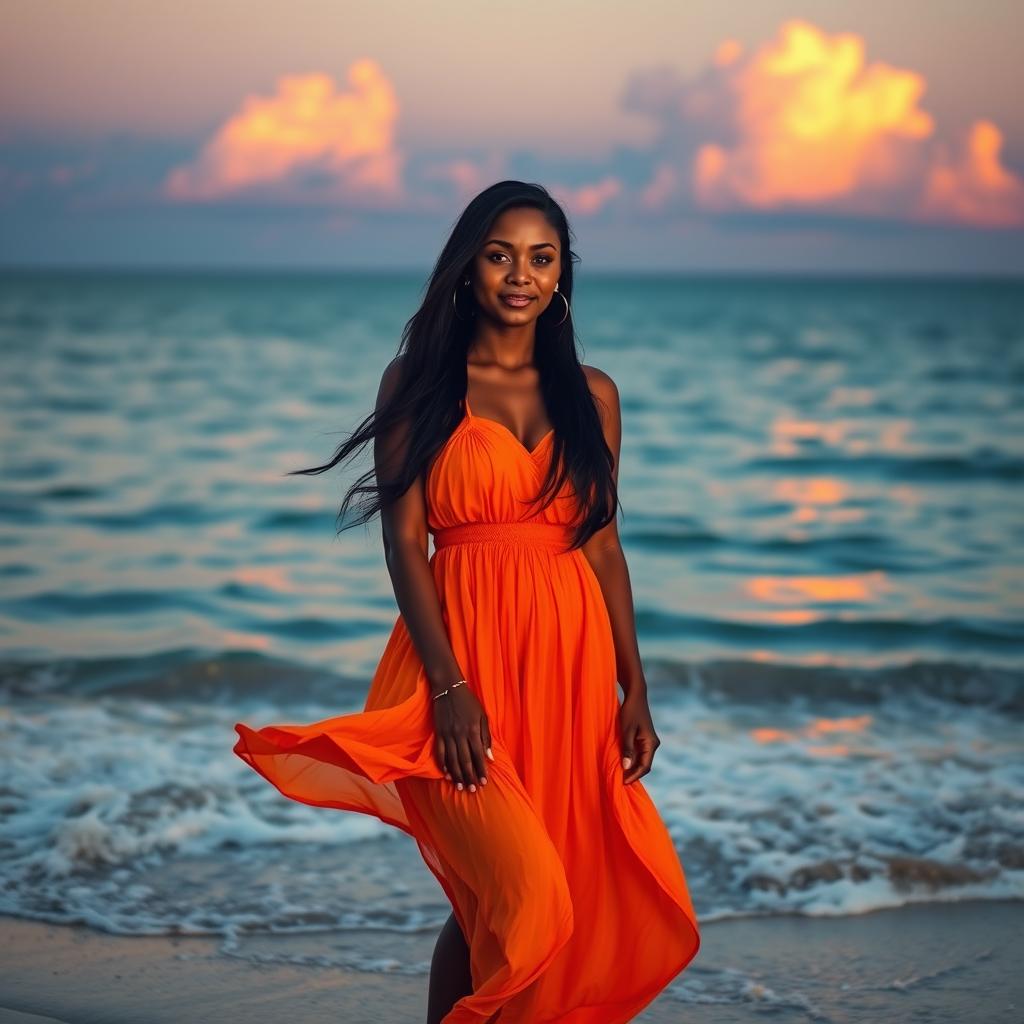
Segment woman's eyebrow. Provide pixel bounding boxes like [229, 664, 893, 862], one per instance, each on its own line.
[484, 238, 558, 251]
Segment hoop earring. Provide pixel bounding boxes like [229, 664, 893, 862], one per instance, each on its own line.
[452, 279, 474, 321]
[549, 287, 570, 326]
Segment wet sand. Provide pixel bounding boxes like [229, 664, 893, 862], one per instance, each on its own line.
[1, 900, 1020, 1023]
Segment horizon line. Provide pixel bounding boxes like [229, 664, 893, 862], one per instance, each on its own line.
[1, 263, 1021, 281]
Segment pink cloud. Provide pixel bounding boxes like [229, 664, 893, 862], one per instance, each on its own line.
[919, 120, 1024, 228]
[639, 163, 678, 210]
[49, 160, 97, 186]
[421, 153, 508, 204]
[553, 177, 623, 216]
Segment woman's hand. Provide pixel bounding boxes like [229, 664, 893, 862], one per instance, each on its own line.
[619, 689, 660, 784]
[431, 682, 494, 793]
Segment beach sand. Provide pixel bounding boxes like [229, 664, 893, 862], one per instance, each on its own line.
[1, 900, 1020, 1023]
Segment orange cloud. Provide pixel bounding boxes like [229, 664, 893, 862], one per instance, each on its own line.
[689, 18, 1023, 228]
[164, 60, 402, 203]
[694, 19, 934, 210]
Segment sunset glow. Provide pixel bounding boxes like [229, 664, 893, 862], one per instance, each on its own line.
[2, 5, 1019, 269]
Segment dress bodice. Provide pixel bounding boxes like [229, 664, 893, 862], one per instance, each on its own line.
[425, 397, 578, 534]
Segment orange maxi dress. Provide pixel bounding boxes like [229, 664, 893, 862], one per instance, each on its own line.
[233, 395, 700, 1022]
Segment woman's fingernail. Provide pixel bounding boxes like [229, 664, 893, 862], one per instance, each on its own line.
[486, 748, 494, 761]
[622, 756, 632, 769]
[457, 782, 464, 791]
[480, 776, 487, 785]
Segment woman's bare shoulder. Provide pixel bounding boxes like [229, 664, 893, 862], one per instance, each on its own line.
[581, 364, 620, 423]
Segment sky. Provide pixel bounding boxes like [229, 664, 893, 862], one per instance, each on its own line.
[1, 0, 1022, 274]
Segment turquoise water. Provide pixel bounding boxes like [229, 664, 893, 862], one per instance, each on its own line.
[1, 269, 1021, 968]
[2, 269, 1021, 672]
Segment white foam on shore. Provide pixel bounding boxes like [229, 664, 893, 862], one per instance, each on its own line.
[2, 675, 1022, 940]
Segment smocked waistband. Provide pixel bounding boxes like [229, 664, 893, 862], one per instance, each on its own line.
[431, 521, 574, 550]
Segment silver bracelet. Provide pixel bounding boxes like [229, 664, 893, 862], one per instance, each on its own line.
[432, 678, 467, 701]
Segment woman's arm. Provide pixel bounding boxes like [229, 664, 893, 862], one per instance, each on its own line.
[580, 366, 647, 701]
[373, 357, 492, 792]
[580, 366, 660, 784]
[374, 357, 464, 694]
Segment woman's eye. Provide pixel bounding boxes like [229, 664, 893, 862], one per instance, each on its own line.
[487, 253, 552, 264]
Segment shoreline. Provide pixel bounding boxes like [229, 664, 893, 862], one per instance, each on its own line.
[1, 899, 1021, 1022]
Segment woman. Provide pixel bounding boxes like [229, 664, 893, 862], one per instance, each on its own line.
[234, 180, 700, 1022]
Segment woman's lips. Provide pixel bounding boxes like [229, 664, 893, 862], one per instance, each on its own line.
[501, 295, 535, 308]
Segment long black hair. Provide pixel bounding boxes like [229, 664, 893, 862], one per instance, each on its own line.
[291, 179, 618, 552]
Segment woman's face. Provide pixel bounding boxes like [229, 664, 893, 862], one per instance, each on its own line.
[470, 206, 562, 326]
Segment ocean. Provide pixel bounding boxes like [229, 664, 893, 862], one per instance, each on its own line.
[1, 269, 1021, 996]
